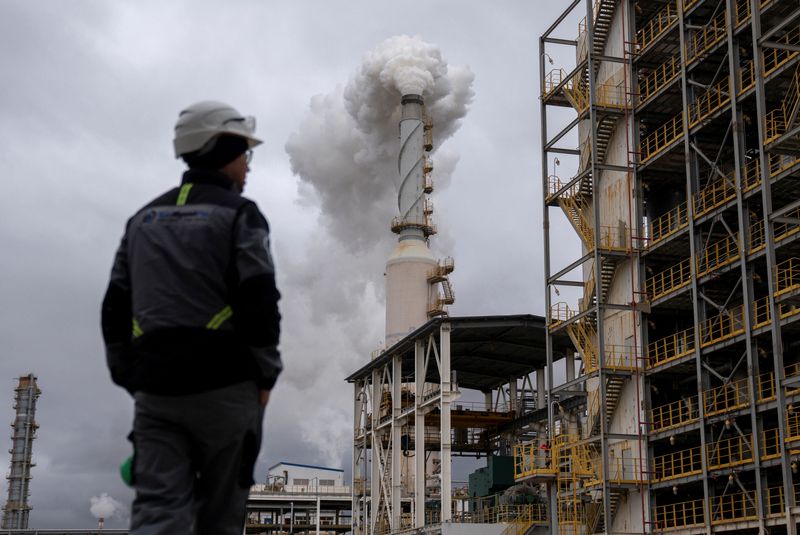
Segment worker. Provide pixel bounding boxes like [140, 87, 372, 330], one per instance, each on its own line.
[101, 101, 282, 535]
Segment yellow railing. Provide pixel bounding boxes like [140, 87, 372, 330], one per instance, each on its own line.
[765, 65, 800, 144]
[711, 490, 758, 524]
[688, 77, 731, 128]
[700, 304, 744, 348]
[644, 257, 691, 301]
[653, 498, 705, 530]
[641, 113, 684, 163]
[651, 395, 699, 432]
[767, 485, 786, 516]
[763, 25, 800, 78]
[694, 175, 736, 218]
[762, 427, 781, 460]
[637, 1, 678, 51]
[697, 233, 740, 277]
[703, 377, 749, 417]
[639, 54, 680, 105]
[735, 0, 772, 28]
[550, 302, 576, 326]
[648, 201, 688, 247]
[645, 233, 739, 301]
[787, 410, 800, 441]
[776, 258, 800, 296]
[647, 326, 695, 369]
[543, 68, 568, 98]
[586, 455, 644, 487]
[758, 371, 776, 402]
[770, 206, 800, 249]
[707, 433, 753, 470]
[742, 157, 761, 191]
[686, 9, 727, 65]
[514, 441, 556, 480]
[652, 446, 702, 482]
[768, 153, 800, 177]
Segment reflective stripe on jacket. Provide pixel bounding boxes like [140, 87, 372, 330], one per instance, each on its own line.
[101, 169, 282, 395]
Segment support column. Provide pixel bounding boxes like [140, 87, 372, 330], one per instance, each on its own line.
[537, 368, 546, 410]
[370, 369, 381, 534]
[391, 355, 402, 529]
[316, 495, 321, 535]
[440, 323, 452, 523]
[414, 340, 426, 528]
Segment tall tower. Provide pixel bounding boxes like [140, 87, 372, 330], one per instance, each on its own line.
[385, 93, 454, 348]
[2, 374, 41, 530]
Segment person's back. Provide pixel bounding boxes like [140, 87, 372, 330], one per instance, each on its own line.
[102, 101, 281, 535]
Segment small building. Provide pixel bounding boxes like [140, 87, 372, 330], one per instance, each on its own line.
[247, 462, 351, 534]
[267, 462, 345, 491]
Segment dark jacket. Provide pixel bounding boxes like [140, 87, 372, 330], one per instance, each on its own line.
[101, 169, 282, 395]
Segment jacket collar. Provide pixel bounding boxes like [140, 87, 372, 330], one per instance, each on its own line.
[181, 169, 236, 191]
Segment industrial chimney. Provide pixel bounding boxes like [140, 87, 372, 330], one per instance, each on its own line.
[1, 374, 41, 530]
[384, 93, 454, 348]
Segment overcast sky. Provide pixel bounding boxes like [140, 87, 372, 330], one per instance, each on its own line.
[0, 0, 583, 528]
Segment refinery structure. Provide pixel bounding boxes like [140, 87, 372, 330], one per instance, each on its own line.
[348, 0, 800, 534]
[538, 0, 800, 535]
[2, 374, 41, 530]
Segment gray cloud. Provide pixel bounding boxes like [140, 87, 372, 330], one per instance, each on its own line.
[0, 0, 568, 528]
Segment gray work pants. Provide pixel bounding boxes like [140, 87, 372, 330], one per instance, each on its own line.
[130, 381, 264, 535]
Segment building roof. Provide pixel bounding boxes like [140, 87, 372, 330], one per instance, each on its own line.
[268, 461, 344, 473]
[345, 314, 570, 391]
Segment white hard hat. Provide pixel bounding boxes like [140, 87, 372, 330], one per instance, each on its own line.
[173, 101, 263, 157]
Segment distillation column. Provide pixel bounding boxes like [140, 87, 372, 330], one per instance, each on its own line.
[1, 374, 41, 530]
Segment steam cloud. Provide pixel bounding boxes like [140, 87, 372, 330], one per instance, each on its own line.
[89, 492, 127, 520]
[280, 35, 473, 468]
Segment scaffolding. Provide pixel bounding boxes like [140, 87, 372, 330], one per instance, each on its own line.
[529, 0, 800, 534]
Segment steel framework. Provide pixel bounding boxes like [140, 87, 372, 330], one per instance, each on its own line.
[528, 0, 800, 534]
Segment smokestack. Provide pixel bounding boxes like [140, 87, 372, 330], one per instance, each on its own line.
[98, 517, 105, 529]
[385, 94, 453, 347]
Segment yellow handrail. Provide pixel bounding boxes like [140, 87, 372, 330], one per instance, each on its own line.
[707, 433, 753, 470]
[711, 490, 758, 524]
[686, 9, 727, 65]
[644, 257, 691, 301]
[641, 113, 684, 163]
[688, 77, 731, 128]
[696, 233, 740, 277]
[647, 326, 695, 369]
[639, 54, 680, 105]
[648, 201, 688, 247]
[652, 446, 702, 482]
[700, 303, 744, 347]
[651, 395, 699, 432]
[653, 498, 705, 530]
[636, 1, 678, 51]
[703, 377, 749, 417]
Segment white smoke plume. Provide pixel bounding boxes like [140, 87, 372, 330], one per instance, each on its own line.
[280, 35, 473, 468]
[89, 492, 127, 520]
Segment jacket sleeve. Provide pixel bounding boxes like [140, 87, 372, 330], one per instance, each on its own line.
[101, 229, 136, 393]
[232, 202, 282, 390]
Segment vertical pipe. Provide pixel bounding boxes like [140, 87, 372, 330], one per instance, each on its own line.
[352, 383, 362, 535]
[439, 323, 452, 523]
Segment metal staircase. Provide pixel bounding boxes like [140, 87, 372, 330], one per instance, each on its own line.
[589, 375, 626, 437]
[558, 190, 594, 250]
[587, 488, 625, 534]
